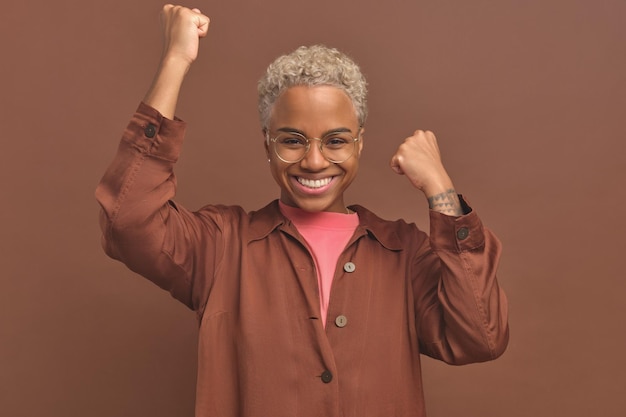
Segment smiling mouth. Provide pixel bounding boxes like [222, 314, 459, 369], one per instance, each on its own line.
[297, 177, 333, 189]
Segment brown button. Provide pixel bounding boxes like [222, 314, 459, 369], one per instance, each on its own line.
[343, 262, 356, 273]
[457, 227, 469, 240]
[335, 315, 348, 328]
[321, 370, 333, 383]
[144, 123, 157, 138]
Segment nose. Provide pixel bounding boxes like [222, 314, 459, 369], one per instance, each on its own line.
[300, 139, 330, 170]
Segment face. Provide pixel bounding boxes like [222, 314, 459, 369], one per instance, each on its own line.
[265, 85, 364, 213]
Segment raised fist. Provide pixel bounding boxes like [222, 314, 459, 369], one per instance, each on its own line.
[390, 130, 454, 196]
[159, 4, 210, 66]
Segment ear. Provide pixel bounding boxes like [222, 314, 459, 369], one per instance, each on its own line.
[357, 127, 365, 156]
[262, 129, 270, 158]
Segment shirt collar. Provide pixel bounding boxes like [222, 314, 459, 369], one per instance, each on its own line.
[248, 200, 404, 251]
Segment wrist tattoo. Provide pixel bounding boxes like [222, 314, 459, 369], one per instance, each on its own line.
[427, 189, 463, 216]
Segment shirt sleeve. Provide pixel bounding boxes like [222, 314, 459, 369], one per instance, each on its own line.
[412, 197, 509, 365]
[95, 103, 224, 313]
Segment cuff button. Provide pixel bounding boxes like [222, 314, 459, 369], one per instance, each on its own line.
[144, 123, 157, 138]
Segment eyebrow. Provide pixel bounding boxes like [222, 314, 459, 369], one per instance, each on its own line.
[276, 127, 354, 136]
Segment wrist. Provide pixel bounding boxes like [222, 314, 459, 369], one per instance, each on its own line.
[422, 174, 454, 198]
[427, 189, 463, 216]
[158, 54, 193, 76]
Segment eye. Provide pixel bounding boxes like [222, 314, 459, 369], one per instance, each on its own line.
[323, 134, 352, 149]
[276, 134, 307, 147]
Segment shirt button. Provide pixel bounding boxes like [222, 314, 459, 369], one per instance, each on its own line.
[335, 315, 348, 328]
[343, 262, 356, 273]
[144, 123, 157, 138]
[321, 370, 333, 383]
[456, 227, 469, 240]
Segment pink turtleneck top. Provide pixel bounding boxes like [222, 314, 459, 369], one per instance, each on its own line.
[279, 201, 359, 327]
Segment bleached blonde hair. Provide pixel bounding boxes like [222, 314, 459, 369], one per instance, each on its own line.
[257, 45, 368, 130]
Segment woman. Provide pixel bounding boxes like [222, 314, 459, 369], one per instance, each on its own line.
[96, 5, 508, 417]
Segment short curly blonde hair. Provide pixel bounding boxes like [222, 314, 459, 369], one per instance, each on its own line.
[257, 45, 368, 130]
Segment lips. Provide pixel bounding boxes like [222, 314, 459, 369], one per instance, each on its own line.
[297, 177, 332, 189]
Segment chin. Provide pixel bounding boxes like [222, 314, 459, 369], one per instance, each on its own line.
[284, 197, 322, 212]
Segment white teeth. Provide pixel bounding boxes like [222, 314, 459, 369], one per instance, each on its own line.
[297, 177, 332, 188]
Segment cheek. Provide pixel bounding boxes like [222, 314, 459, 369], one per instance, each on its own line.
[269, 161, 288, 182]
[350, 162, 361, 179]
[348, 156, 360, 171]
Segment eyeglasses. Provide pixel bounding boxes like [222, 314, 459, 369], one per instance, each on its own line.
[267, 130, 361, 164]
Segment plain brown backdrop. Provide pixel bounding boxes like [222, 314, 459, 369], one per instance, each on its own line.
[1, 0, 625, 416]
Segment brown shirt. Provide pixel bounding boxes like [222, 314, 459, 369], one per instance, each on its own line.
[96, 103, 509, 417]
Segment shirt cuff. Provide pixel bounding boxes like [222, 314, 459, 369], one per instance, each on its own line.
[429, 196, 485, 252]
[121, 102, 187, 162]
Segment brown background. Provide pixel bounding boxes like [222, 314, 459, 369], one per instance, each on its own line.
[1, 0, 625, 416]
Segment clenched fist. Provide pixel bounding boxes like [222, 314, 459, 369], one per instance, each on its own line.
[160, 4, 210, 66]
[390, 130, 463, 215]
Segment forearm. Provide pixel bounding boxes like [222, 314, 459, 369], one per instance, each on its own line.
[143, 56, 190, 119]
[95, 104, 187, 281]
[414, 209, 509, 364]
